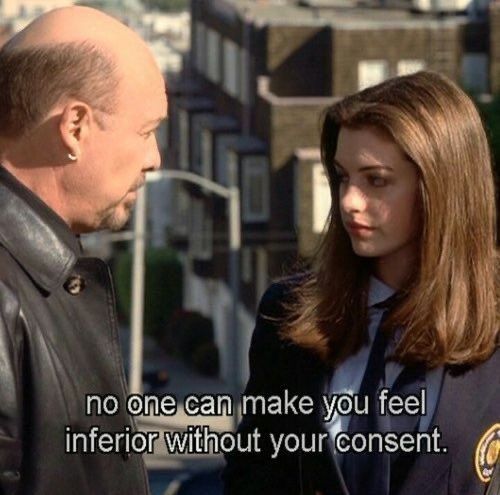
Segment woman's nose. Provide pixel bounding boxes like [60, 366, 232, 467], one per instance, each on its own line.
[340, 183, 367, 213]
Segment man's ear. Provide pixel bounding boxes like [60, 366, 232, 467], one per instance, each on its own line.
[59, 101, 92, 160]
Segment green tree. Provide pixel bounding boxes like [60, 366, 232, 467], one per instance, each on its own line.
[146, 0, 188, 11]
[114, 247, 183, 341]
[477, 96, 500, 174]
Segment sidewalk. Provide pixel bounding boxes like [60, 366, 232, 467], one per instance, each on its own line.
[120, 327, 235, 471]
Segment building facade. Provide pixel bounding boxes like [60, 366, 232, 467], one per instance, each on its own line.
[167, 0, 491, 385]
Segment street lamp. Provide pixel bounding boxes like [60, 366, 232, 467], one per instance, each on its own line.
[128, 169, 241, 430]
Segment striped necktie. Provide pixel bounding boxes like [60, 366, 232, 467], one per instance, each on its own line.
[342, 296, 425, 495]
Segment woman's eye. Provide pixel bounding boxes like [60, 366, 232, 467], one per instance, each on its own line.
[369, 175, 387, 187]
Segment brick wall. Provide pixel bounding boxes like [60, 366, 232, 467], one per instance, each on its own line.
[332, 23, 462, 95]
[195, 0, 244, 42]
[266, 24, 332, 96]
[269, 103, 325, 231]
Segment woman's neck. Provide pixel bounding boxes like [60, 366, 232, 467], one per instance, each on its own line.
[373, 241, 418, 290]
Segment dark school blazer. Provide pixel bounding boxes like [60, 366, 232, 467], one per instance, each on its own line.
[222, 280, 500, 495]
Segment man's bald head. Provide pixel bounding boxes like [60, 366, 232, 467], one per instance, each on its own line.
[0, 6, 161, 137]
[0, 6, 167, 233]
[6, 6, 158, 69]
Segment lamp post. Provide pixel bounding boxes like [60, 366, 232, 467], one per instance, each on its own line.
[128, 169, 241, 430]
[129, 186, 148, 396]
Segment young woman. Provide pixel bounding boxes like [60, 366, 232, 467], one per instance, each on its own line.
[223, 71, 500, 495]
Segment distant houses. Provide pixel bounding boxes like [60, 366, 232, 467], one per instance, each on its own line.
[165, 0, 495, 385]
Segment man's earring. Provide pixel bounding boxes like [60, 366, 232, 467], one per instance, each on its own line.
[68, 152, 77, 161]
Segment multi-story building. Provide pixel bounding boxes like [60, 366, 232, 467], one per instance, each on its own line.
[167, 0, 491, 385]
[491, 0, 500, 93]
[1, 0, 74, 19]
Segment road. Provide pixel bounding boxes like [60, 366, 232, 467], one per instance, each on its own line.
[120, 327, 234, 494]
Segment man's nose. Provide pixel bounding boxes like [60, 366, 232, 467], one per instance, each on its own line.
[146, 136, 162, 172]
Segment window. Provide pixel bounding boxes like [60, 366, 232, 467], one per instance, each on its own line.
[201, 129, 213, 179]
[223, 39, 240, 98]
[242, 156, 269, 223]
[206, 29, 221, 83]
[240, 47, 250, 104]
[397, 59, 426, 76]
[462, 53, 488, 93]
[312, 163, 331, 233]
[241, 247, 252, 283]
[172, 185, 190, 236]
[194, 22, 206, 74]
[215, 134, 239, 185]
[190, 198, 213, 260]
[358, 60, 389, 90]
[226, 150, 239, 187]
[178, 109, 189, 170]
[191, 113, 212, 174]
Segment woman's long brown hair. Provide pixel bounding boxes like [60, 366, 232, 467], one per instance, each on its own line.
[280, 71, 499, 368]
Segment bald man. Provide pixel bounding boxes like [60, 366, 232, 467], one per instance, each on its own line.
[0, 7, 167, 494]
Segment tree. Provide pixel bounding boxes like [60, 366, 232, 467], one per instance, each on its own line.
[145, 0, 188, 11]
[114, 247, 183, 340]
[477, 96, 500, 174]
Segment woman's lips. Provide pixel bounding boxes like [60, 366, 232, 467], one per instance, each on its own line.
[345, 221, 375, 236]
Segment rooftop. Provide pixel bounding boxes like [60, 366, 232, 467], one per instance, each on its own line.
[208, 0, 469, 29]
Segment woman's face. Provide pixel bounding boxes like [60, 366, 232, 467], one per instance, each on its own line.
[334, 126, 420, 287]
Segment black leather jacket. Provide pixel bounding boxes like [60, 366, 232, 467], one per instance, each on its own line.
[0, 167, 150, 495]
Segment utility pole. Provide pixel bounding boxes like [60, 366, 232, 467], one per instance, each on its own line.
[128, 169, 242, 430]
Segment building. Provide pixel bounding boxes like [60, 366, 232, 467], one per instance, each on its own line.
[166, 0, 491, 385]
[1, 0, 74, 20]
[491, 0, 500, 93]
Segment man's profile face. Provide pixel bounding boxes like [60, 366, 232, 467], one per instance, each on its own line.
[70, 65, 167, 233]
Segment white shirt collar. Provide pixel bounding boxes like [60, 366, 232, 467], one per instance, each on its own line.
[367, 276, 396, 308]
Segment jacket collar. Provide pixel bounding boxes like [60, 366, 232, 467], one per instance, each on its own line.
[0, 166, 81, 293]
